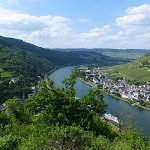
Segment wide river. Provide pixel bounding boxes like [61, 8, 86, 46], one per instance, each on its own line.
[49, 66, 150, 140]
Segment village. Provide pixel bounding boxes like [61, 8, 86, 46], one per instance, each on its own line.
[78, 67, 150, 105]
[0, 75, 42, 112]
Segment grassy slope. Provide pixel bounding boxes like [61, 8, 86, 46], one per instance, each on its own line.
[1, 72, 12, 78]
[100, 53, 150, 82]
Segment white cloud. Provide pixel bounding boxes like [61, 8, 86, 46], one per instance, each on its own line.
[116, 4, 150, 26]
[0, 8, 71, 32]
[114, 4, 150, 49]
[0, 7, 73, 47]
[126, 4, 150, 14]
[135, 33, 150, 44]
[77, 25, 113, 48]
[0, 4, 149, 49]
[80, 25, 112, 39]
[76, 26, 128, 48]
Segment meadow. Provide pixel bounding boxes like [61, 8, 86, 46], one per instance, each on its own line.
[99, 53, 150, 82]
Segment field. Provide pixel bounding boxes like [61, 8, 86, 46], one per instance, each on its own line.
[0, 72, 12, 78]
[102, 51, 149, 59]
[112, 65, 150, 82]
[99, 54, 150, 82]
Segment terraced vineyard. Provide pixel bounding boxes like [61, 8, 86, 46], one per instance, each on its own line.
[100, 53, 150, 82]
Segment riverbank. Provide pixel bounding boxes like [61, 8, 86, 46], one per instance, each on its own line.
[78, 77, 150, 111]
[48, 66, 62, 75]
[107, 92, 150, 111]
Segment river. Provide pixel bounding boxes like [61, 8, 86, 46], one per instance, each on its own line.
[49, 66, 150, 140]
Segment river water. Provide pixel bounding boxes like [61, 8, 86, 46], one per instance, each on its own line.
[49, 66, 150, 140]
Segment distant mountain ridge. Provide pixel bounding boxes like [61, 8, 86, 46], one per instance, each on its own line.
[53, 48, 150, 52]
[54, 48, 150, 60]
[0, 35, 130, 67]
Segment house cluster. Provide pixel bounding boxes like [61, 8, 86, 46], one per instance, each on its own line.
[79, 67, 150, 102]
[0, 76, 42, 112]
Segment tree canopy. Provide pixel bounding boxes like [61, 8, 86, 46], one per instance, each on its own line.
[0, 72, 149, 150]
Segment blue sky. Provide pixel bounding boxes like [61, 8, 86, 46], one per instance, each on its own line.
[0, 0, 149, 49]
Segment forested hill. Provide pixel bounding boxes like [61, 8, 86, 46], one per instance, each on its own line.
[0, 35, 129, 66]
[0, 39, 55, 104]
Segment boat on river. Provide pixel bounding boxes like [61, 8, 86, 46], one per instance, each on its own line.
[103, 113, 119, 124]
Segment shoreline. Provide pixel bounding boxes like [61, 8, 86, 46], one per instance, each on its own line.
[78, 77, 150, 111]
[48, 66, 62, 75]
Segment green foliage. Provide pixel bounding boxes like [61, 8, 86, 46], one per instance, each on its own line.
[0, 47, 53, 81]
[1, 72, 149, 149]
[62, 69, 78, 97]
[111, 128, 150, 150]
[0, 41, 54, 104]
[140, 101, 147, 107]
[0, 134, 18, 150]
[0, 72, 12, 78]
[0, 78, 32, 104]
[0, 42, 149, 149]
[112, 92, 121, 97]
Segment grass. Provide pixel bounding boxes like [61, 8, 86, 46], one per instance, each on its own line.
[102, 51, 148, 59]
[0, 68, 12, 78]
[112, 66, 150, 82]
[99, 54, 150, 82]
[108, 122, 119, 133]
[1, 72, 12, 78]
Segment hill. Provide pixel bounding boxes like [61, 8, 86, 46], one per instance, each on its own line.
[101, 53, 150, 82]
[0, 35, 130, 104]
[54, 48, 150, 59]
[0, 43, 54, 104]
[0, 36, 129, 66]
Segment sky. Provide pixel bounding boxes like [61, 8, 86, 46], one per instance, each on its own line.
[0, 0, 149, 49]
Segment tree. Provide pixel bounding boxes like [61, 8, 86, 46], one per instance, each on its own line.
[0, 71, 149, 149]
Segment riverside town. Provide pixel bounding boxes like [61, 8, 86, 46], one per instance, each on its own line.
[78, 67, 150, 109]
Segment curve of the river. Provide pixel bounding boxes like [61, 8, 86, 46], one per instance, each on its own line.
[49, 66, 150, 141]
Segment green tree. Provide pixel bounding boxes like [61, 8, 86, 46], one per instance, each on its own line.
[0, 71, 149, 150]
